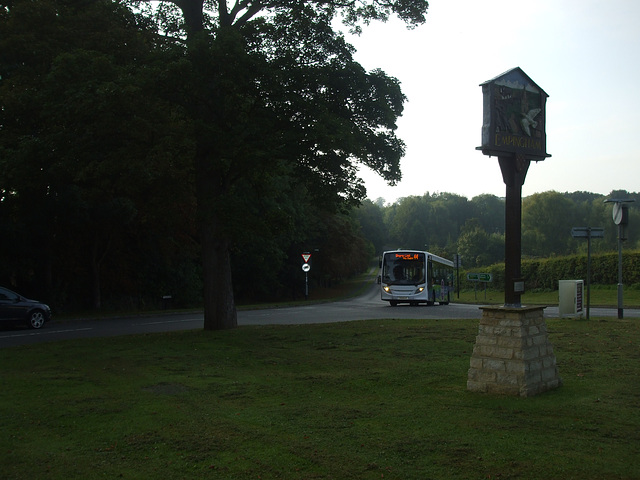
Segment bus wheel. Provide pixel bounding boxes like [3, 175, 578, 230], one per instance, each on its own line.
[390, 301, 398, 307]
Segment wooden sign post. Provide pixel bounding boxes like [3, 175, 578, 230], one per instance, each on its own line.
[477, 67, 550, 306]
[468, 68, 561, 396]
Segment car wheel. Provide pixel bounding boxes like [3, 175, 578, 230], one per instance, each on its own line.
[28, 310, 46, 329]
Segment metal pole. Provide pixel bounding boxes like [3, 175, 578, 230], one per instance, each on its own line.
[618, 224, 623, 319]
[604, 198, 635, 319]
[305, 272, 309, 300]
[456, 255, 460, 299]
[586, 229, 591, 319]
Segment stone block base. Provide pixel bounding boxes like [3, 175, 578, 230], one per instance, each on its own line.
[467, 305, 562, 397]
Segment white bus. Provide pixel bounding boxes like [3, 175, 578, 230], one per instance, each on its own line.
[379, 250, 454, 306]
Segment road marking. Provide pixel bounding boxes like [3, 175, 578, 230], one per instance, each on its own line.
[134, 318, 201, 326]
[0, 327, 93, 338]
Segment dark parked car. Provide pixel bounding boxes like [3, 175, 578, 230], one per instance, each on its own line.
[0, 287, 51, 329]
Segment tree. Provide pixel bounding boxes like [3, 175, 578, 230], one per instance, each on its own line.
[135, 0, 430, 329]
[457, 219, 504, 268]
[353, 199, 388, 255]
[470, 194, 504, 235]
[385, 195, 427, 249]
[522, 191, 575, 257]
[316, 211, 372, 282]
[1, 0, 196, 308]
[382, 192, 472, 255]
[427, 192, 470, 254]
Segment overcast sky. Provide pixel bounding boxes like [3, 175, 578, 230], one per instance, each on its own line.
[345, 0, 640, 204]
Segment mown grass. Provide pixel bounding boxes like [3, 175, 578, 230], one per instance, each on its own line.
[457, 283, 640, 308]
[2, 317, 639, 479]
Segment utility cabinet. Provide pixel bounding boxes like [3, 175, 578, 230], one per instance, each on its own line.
[558, 280, 584, 317]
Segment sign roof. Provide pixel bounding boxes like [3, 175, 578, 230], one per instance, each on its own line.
[479, 67, 548, 97]
[478, 67, 550, 161]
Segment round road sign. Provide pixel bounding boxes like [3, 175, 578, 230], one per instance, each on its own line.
[302, 263, 311, 272]
[613, 204, 624, 225]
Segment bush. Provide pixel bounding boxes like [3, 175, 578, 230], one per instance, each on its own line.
[462, 250, 640, 291]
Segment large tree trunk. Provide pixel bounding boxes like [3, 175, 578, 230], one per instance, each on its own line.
[90, 236, 102, 310]
[196, 149, 238, 330]
[200, 221, 237, 330]
[179, 0, 240, 329]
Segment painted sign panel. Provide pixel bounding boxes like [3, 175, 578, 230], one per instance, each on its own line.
[467, 273, 492, 282]
[478, 67, 550, 160]
[571, 227, 605, 238]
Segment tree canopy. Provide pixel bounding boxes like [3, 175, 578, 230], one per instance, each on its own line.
[129, 0, 430, 329]
[7, 0, 636, 318]
[1, 0, 430, 324]
[364, 189, 639, 269]
[1, 0, 197, 308]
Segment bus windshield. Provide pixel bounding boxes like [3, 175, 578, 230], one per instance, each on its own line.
[382, 252, 425, 285]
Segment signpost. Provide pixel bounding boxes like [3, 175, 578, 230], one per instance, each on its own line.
[467, 273, 492, 300]
[468, 68, 561, 397]
[604, 199, 635, 318]
[301, 252, 311, 300]
[571, 227, 604, 319]
[570, 227, 604, 238]
[477, 67, 550, 307]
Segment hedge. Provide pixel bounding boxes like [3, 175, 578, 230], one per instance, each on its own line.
[462, 250, 640, 291]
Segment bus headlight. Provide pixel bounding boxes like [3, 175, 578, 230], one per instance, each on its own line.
[415, 286, 425, 294]
[383, 285, 391, 293]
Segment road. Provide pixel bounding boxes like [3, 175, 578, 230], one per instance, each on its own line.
[1, 281, 638, 348]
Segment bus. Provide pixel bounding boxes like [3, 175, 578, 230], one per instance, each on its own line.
[379, 250, 454, 306]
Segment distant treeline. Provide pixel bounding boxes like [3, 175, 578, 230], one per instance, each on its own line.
[2, 185, 637, 312]
[356, 189, 640, 270]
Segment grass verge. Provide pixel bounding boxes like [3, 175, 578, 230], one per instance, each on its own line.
[2, 317, 639, 479]
[456, 284, 640, 308]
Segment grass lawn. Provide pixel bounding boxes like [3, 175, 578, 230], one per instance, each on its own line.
[2, 316, 639, 479]
[456, 284, 640, 308]
[303, 265, 640, 309]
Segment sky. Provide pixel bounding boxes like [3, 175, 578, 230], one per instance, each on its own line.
[344, 0, 640, 204]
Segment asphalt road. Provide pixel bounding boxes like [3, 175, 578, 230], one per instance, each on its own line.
[1, 281, 638, 349]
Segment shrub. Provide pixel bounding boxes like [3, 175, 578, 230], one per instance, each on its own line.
[462, 250, 640, 291]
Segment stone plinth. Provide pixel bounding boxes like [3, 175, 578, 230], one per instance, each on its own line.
[467, 305, 562, 397]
